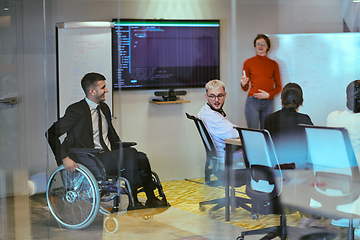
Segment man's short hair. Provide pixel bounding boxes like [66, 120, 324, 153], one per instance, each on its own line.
[346, 80, 360, 113]
[81, 72, 106, 95]
[281, 82, 303, 109]
[205, 79, 225, 92]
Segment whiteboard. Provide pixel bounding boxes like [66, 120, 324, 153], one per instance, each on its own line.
[57, 27, 113, 118]
[267, 33, 360, 126]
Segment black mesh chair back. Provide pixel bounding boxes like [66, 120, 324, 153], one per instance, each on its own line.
[186, 113, 219, 183]
[186, 113, 253, 219]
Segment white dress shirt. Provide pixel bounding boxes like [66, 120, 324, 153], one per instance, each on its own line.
[85, 97, 111, 151]
[197, 104, 244, 170]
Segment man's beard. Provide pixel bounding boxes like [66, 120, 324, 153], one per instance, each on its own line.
[207, 102, 226, 117]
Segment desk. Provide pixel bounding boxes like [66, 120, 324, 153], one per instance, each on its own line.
[224, 138, 242, 221]
[225, 134, 360, 239]
[224, 138, 360, 222]
[279, 168, 360, 219]
[279, 167, 360, 240]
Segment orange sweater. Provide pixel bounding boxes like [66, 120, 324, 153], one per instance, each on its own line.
[241, 54, 282, 99]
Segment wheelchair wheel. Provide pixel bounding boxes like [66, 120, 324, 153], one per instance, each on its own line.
[103, 216, 118, 233]
[46, 164, 100, 229]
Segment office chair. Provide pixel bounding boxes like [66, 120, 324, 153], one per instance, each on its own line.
[186, 113, 251, 219]
[300, 125, 360, 240]
[235, 127, 337, 240]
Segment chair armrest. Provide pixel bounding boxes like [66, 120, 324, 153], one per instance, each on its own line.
[275, 163, 296, 170]
[67, 148, 106, 180]
[119, 142, 137, 148]
[68, 148, 101, 154]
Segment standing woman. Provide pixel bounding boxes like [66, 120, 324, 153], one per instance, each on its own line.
[241, 34, 282, 129]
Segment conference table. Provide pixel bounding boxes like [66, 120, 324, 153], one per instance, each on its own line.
[279, 167, 360, 218]
[224, 138, 360, 230]
[224, 138, 243, 221]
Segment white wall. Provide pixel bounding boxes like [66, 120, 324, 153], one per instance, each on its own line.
[20, 0, 341, 182]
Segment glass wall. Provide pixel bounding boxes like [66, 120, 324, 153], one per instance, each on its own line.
[0, 0, 25, 238]
[0, 0, 347, 239]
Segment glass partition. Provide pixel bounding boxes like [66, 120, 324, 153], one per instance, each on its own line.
[0, 0, 349, 239]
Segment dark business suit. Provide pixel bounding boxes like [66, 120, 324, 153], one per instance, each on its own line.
[264, 107, 313, 165]
[46, 99, 154, 192]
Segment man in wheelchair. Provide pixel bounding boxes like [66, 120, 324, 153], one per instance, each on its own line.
[46, 72, 168, 210]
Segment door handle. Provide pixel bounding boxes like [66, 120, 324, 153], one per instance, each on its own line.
[0, 97, 18, 105]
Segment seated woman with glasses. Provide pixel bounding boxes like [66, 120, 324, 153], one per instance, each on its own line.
[240, 34, 282, 129]
[197, 80, 244, 176]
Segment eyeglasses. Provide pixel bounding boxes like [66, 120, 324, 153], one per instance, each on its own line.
[256, 42, 267, 46]
[207, 94, 224, 101]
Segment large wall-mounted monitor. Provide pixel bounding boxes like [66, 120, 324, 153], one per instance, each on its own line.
[112, 19, 220, 90]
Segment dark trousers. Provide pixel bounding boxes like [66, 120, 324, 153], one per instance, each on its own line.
[245, 96, 274, 129]
[96, 147, 156, 199]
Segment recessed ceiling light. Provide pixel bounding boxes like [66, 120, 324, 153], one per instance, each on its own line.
[4, 7, 9, 11]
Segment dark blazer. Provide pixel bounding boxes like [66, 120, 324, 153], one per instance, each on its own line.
[46, 99, 120, 165]
[264, 107, 313, 165]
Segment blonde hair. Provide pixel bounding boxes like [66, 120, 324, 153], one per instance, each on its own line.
[205, 79, 225, 92]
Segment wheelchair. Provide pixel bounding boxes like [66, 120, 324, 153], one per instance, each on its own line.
[46, 145, 168, 230]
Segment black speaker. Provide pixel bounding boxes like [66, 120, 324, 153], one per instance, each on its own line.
[154, 91, 169, 97]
